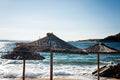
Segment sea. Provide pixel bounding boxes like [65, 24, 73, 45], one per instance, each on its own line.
[0, 41, 120, 80]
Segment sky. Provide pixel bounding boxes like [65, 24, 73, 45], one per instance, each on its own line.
[0, 0, 120, 41]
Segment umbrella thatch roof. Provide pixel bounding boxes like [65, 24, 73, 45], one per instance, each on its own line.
[29, 33, 86, 54]
[1, 46, 45, 60]
[85, 42, 120, 80]
[24, 33, 87, 80]
[85, 42, 120, 54]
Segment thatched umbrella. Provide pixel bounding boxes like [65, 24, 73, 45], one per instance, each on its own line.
[85, 42, 120, 80]
[1, 45, 45, 80]
[29, 33, 87, 80]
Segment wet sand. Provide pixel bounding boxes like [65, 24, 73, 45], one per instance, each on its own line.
[107, 78, 120, 80]
[7, 78, 120, 80]
[8, 78, 74, 80]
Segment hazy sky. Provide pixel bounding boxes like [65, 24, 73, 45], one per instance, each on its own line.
[0, 0, 120, 41]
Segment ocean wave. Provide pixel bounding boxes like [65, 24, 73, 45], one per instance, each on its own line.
[3, 60, 22, 65]
[54, 72, 72, 76]
[54, 61, 97, 65]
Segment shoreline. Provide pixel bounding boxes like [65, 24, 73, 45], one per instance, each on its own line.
[3, 78, 120, 80]
[107, 78, 120, 80]
[6, 78, 74, 80]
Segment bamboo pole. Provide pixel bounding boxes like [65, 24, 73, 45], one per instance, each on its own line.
[98, 53, 100, 80]
[23, 59, 25, 80]
[50, 52, 53, 80]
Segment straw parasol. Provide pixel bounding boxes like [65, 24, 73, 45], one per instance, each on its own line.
[29, 33, 87, 80]
[1, 45, 45, 80]
[85, 42, 120, 80]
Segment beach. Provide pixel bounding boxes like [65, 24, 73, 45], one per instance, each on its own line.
[5, 78, 120, 80]
[0, 42, 120, 80]
[8, 78, 73, 80]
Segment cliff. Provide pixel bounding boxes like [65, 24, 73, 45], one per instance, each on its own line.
[100, 33, 120, 42]
[77, 32, 120, 42]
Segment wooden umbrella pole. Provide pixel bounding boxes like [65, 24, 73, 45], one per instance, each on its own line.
[23, 59, 25, 80]
[98, 53, 100, 80]
[50, 52, 53, 80]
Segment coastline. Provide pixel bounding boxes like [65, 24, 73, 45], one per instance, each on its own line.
[4, 78, 120, 80]
[107, 78, 120, 80]
[7, 78, 74, 80]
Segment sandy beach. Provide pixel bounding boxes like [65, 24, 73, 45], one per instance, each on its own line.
[107, 78, 120, 80]
[7, 78, 120, 80]
[8, 78, 74, 80]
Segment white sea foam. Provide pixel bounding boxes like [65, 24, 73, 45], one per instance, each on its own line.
[0, 60, 98, 79]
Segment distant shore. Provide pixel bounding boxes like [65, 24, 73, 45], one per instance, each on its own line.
[77, 32, 120, 42]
